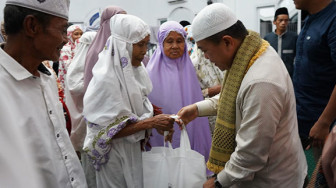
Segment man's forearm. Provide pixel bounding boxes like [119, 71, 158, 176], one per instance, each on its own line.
[196, 94, 219, 116]
[317, 85, 336, 127]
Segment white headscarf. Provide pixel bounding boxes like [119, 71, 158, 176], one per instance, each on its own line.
[67, 31, 97, 97]
[83, 14, 152, 169]
[65, 31, 96, 151]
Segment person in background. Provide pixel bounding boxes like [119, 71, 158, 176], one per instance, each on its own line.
[184, 25, 195, 55]
[293, 0, 336, 160]
[0, 0, 87, 187]
[146, 21, 212, 175]
[190, 44, 224, 100]
[264, 7, 297, 78]
[322, 114, 336, 187]
[83, 14, 174, 188]
[83, 6, 126, 90]
[58, 24, 83, 98]
[190, 44, 224, 135]
[180, 20, 191, 27]
[307, 85, 336, 187]
[177, 3, 307, 187]
[320, 85, 336, 187]
[185, 25, 224, 135]
[0, 21, 7, 43]
[66, 31, 97, 188]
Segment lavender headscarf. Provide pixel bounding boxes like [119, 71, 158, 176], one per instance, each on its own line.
[146, 21, 212, 164]
[83, 6, 126, 89]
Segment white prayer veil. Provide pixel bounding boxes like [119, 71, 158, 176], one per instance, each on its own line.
[67, 31, 97, 97]
[83, 14, 152, 169]
[66, 31, 96, 151]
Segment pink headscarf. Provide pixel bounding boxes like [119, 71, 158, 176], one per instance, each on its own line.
[58, 24, 82, 95]
[66, 24, 82, 51]
[83, 6, 126, 90]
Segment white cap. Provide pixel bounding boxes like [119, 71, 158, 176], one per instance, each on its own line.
[192, 3, 237, 42]
[6, 0, 70, 20]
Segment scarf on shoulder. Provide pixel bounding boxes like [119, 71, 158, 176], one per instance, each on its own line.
[207, 30, 269, 173]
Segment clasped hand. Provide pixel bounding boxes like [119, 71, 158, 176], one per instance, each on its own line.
[151, 114, 176, 142]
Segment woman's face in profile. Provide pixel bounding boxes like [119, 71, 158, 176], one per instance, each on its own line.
[163, 31, 185, 59]
[132, 35, 150, 67]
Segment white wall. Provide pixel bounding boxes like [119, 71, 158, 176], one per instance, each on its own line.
[0, 0, 5, 22]
[0, 0, 300, 33]
[68, 0, 282, 31]
[234, 0, 277, 30]
[69, 0, 207, 27]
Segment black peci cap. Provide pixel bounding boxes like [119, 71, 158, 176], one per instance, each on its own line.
[275, 7, 289, 19]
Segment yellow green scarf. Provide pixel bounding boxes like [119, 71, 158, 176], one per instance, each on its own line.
[207, 30, 270, 173]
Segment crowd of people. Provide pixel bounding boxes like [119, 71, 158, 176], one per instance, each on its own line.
[0, 0, 335, 187]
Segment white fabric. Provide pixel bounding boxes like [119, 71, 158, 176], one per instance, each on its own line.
[6, 0, 70, 19]
[66, 31, 96, 151]
[190, 45, 224, 94]
[0, 103, 44, 188]
[192, 3, 237, 42]
[83, 14, 152, 188]
[0, 48, 87, 188]
[65, 31, 97, 188]
[143, 127, 207, 188]
[81, 152, 97, 188]
[83, 14, 152, 127]
[196, 47, 307, 187]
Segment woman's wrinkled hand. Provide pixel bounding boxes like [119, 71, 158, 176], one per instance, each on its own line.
[150, 114, 175, 132]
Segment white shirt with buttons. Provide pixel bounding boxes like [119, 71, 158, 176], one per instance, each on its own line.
[0, 48, 87, 188]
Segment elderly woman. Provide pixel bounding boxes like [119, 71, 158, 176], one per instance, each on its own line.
[84, 6, 126, 90]
[146, 21, 212, 174]
[83, 14, 175, 188]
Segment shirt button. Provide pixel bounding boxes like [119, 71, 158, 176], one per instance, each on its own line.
[64, 156, 67, 160]
[71, 177, 74, 181]
[49, 110, 52, 114]
[306, 36, 311, 40]
[56, 134, 60, 138]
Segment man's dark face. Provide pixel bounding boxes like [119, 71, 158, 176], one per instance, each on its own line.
[33, 16, 68, 61]
[273, 14, 289, 33]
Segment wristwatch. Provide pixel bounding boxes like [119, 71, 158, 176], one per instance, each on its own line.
[214, 176, 223, 188]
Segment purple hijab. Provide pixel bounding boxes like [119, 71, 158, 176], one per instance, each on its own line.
[146, 21, 212, 164]
[83, 6, 126, 90]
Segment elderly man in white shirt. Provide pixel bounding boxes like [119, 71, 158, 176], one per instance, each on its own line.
[177, 4, 307, 188]
[0, 0, 87, 187]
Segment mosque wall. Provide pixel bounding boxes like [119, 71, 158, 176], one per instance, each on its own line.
[0, 0, 300, 34]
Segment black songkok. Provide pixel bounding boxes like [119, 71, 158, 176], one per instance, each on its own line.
[274, 7, 289, 20]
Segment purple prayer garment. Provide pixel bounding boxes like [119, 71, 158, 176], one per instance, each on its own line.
[146, 21, 212, 172]
[97, 138, 108, 149]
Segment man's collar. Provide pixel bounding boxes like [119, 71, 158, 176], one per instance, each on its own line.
[0, 45, 51, 81]
[274, 29, 287, 37]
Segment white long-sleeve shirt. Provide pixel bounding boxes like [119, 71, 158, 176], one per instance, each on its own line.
[196, 47, 307, 188]
[0, 48, 87, 188]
